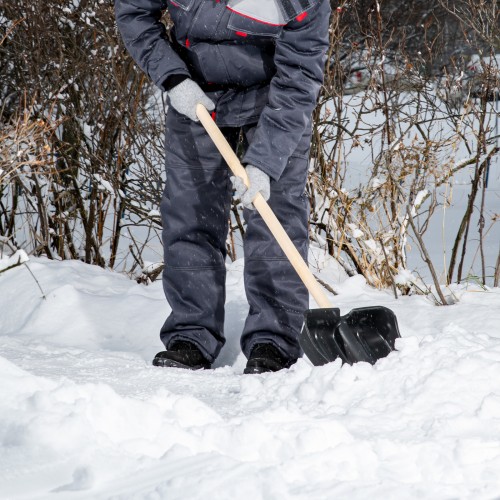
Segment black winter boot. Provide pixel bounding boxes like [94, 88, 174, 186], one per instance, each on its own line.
[244, 343, 297, 374]
[152, 341, 211, 370]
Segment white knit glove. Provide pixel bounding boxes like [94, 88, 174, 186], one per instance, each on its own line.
[231, 165, 271, 210]
[168, 79, 215, 122]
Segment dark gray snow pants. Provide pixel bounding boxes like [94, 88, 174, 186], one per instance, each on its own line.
[160, 109, 311, 363]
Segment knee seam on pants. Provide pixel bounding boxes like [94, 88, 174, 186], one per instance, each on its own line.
[252, 293, 305, 315]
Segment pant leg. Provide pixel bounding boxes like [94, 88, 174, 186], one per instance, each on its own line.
[159, 109, 239, 363]
[240, 124, 312, 361]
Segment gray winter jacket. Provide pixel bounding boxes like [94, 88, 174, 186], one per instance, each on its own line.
[115, 0, 331, 180]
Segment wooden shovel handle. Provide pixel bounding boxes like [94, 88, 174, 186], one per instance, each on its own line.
[196, 104, 332, 309]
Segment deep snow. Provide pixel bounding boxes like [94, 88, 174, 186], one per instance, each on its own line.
[1, 255, 500, 499]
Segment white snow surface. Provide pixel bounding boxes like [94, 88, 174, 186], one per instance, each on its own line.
[1, 257, 500, 499]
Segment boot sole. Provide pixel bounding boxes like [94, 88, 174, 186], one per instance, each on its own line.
[152, 357, 210, 370]
[243, 358, 289, 374]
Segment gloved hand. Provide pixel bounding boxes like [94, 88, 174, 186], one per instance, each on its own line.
[167, 78, 215, 122]
[232, 165, 271, 210]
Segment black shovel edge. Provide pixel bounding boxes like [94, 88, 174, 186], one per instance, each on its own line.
[300, 306, 401, 366]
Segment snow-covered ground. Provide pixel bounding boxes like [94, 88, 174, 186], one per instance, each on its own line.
[1, 255, 500, 499]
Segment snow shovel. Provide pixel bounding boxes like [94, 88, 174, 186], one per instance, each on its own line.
[196, 104, 400, 366]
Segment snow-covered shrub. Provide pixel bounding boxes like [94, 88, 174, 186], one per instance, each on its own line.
[0, 0, 165, 271]
[308, 0, 499, 300]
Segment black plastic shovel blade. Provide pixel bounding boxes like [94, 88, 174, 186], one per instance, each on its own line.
[299, 306, 401, 366]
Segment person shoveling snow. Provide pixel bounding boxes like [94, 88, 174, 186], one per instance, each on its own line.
[115, 0, 400, 374]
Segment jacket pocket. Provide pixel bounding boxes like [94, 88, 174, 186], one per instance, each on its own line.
[227, 11, 284, 38]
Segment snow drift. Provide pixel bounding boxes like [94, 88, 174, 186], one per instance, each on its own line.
[1, 257, 500, 499]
